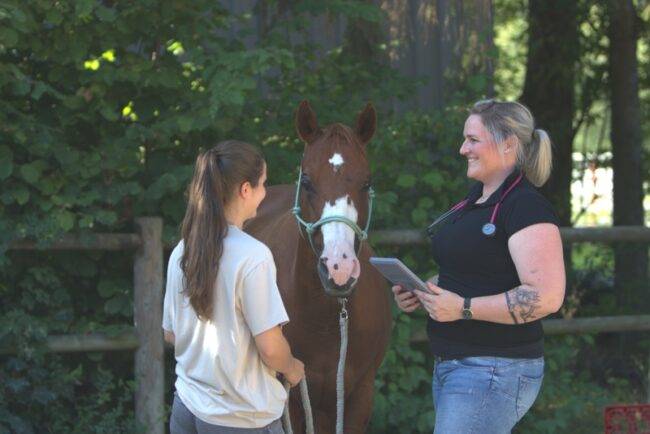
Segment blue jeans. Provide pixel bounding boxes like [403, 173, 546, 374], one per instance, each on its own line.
[432, 356, 544, 434]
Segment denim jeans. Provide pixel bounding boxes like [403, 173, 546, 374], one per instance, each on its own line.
[432, 356, 544, 434]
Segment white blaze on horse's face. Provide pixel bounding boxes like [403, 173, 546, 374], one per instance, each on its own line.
[319, 195, 361, 286]
[328, 152, 344, 173]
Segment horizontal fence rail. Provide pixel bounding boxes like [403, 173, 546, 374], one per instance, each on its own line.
[10, 226, 647, 251]
[370, 226, 650, 246]
[3, 315, 649, 355]
[0, 332, 140, 355]
[411, 315, 650, 343]
[9, 233, 142, 250]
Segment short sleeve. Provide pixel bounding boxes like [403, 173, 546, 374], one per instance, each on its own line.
[240, 257, 289, 336]
[503, 191, 559, 239]
[162, 245, 182, 332]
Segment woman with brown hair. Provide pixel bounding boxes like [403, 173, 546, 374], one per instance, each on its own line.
[163, 140, 303, 434]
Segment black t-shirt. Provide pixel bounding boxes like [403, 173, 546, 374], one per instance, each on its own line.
[427, 170, 559, 359]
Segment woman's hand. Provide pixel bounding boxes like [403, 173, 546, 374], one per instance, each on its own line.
[285, 358, 305, 388]
[391, 285, 421, 312]
[415, 282, 464, 322]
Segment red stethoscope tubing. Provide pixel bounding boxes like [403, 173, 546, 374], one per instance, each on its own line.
[427, 173, 524, 237]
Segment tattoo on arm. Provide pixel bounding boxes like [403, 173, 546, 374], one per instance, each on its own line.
[504, 286, 541, 324]
[504, 292, 520, 324]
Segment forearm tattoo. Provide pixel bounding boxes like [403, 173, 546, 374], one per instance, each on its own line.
[505, 286, 541, 324]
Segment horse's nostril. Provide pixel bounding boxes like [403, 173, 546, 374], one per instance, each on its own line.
[333, 264, 339, 270]
[342, 253, 347, 259]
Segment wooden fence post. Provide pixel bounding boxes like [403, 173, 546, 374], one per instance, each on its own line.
[647, 351, 650, 403]
[134, 217, 164, 434]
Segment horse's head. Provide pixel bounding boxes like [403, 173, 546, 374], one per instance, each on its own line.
[294, 100, 376, 298]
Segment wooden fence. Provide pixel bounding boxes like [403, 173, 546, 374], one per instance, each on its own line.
[5, 217, 164, 434]
[3, 223, 650, 432]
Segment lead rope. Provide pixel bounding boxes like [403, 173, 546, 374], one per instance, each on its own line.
[283, 379, 314, 434]
[336, 298, 349, 434]
[282, 299, 348, 434]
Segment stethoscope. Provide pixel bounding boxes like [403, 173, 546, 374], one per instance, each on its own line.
[426, 172, 524, 238]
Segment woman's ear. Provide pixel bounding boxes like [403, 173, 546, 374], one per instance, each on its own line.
[239, 181, 252, 199]
[503, 135, 518, 154]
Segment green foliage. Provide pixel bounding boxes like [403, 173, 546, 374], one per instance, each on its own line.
[493, 0, 528, 100]
[0, 0, 301, 246]
[514, 335, 639, 434]
[370, 311, 434, 433]
[0, 0, 420, 431]
[0, 251, 139, 433]
[369, 109, 469, 230]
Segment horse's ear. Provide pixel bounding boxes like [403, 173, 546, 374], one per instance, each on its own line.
[295, 100, 321, 144]
[355, 103, 376, 145]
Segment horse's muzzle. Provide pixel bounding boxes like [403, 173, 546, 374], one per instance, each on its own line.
[317, 258, 359, 297]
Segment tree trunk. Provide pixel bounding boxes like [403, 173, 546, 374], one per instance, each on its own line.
[343, 0, 386, 63]
[520, 0, 578, 227]
[607, 0, 648, 309]
[379, 0, 494, 111]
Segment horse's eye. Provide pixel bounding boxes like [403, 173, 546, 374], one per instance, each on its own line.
[301, 177, 315, 193]
[361, 181, 372, 191]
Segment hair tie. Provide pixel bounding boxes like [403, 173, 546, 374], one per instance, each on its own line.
[209, 148, 224, 171]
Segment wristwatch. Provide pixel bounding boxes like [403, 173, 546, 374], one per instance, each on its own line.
[462, 297, 473, 320]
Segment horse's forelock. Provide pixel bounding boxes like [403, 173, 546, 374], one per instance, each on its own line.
[315, 123, 367, 158]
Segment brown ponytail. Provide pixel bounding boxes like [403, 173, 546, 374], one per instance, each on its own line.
[180, 140, 264, 320]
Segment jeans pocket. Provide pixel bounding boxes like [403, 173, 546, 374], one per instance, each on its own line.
[516, 373, 543, 420]
[456, 356, 495, 370]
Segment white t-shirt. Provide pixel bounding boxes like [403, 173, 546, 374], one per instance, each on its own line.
[162, 225, 289, 428]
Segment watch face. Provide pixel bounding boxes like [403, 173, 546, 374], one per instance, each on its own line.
[462, 309, 472, 320]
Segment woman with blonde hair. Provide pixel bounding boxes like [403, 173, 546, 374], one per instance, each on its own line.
[163, 140, 304, 433]
[393, 100, 565, 433]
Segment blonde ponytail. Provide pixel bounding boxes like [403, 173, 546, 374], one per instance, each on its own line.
[521, 129, 553, 187]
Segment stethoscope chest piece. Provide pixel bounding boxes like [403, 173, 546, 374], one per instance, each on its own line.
[481, 222, 496, 237]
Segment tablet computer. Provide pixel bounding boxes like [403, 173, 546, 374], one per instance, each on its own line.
[369, 257, 429, 292]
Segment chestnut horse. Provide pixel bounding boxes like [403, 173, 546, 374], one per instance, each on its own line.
[245, 101, 392, 433]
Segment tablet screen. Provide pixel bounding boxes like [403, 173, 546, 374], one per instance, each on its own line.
[369, 257, 428, 292]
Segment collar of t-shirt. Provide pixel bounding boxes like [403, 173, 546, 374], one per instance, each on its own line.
[465, 169, 523, 208]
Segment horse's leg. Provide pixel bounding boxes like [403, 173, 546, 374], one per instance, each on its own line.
[314, 409, 335, 434]
[288, 387, 306, 434]
[343, 364, 379, 434]
[289, 371, 337, 434]
[308, 376, 337, 434]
